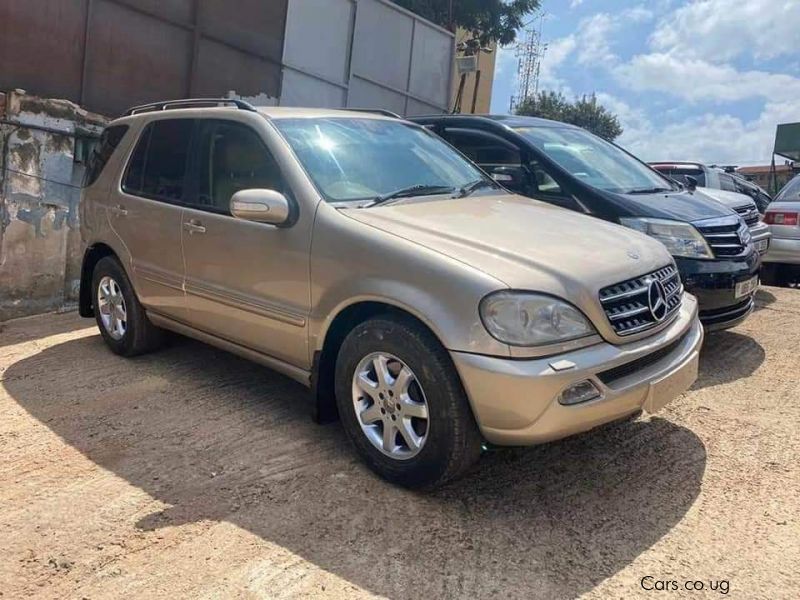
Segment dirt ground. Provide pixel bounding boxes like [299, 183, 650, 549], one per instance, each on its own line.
[1, 288, 798, 600]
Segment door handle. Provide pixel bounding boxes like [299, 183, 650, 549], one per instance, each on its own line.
[110, 205, 128, 217]
[183, 220, 206, 234]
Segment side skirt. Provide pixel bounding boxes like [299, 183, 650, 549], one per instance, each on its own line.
[147, 312, 312, 388]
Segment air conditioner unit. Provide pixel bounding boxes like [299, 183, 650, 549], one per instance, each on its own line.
[456, 55, 478, 75]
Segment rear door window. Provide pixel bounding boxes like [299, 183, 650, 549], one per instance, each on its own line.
[123, 119, 194, 202]
[718, 173, 737, 192]
[83, 125, 128, 187]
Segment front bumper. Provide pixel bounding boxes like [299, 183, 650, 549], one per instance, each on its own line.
[451, 295, 703, 446]
[675, 251, 759, 330]
[763, 236, 800, 265]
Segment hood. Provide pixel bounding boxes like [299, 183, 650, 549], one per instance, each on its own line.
[599, 188, 736, 223]
[693, 187, 754, 210]
[342, 194, 674, 297]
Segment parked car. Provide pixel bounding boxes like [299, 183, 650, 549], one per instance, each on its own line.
[411, 115, 760, 331]
[80, 99, 703, 488]
[761, 174, 800, 286]
[650, 161, 771, 213]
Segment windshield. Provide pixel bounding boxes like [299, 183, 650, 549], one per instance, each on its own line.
[775, 175, 800, 202]
[273, 118, 487, 203]
[515, 126, 674, 194]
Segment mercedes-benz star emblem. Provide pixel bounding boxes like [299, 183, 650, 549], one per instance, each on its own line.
[647, 279, 668, 322]
[627, 249, 640, 260]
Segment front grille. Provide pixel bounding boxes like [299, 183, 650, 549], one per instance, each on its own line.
[695, 217, 750, 257]
[599, 264, 683, 336]
[733, 204, 759, 227]
[598, 331, 688, 386]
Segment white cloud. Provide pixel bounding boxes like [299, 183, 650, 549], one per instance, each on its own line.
[614, 53, 800, 103]
[570, 0, 585, 8]
[597, 92, 794, 166]
[650, 0, 800, 61]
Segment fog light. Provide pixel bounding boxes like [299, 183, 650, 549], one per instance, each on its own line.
[559, 380, 602, 405]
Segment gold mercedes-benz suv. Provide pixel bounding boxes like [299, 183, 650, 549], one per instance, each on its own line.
[79, 99, 703, 488]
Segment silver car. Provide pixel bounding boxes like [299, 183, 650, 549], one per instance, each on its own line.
[762, 174, 800, 286]
[80, 99, 703, 488]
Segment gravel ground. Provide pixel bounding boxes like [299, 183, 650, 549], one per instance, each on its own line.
[1, 287, 798, 599]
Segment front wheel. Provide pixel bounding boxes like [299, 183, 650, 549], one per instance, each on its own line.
[335, 315, 482, 488]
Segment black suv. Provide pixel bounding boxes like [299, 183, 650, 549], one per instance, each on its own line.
[411, 114, 760, 331]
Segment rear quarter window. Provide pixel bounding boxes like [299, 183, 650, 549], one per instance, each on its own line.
[82, 125, 129, 187]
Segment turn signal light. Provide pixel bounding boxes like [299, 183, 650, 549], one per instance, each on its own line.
[764, 211, 799, 226]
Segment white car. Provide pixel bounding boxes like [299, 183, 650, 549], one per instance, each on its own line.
[694, 187, 771, 256]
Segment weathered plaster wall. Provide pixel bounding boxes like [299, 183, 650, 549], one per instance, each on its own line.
[0, 90, 107, 321]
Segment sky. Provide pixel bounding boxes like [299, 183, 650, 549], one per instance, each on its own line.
[489, 0, 800, 166]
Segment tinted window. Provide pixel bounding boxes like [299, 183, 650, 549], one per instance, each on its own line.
[274, 118, 486, 203]
[652, 167, 706, 187]
[515, 126, 673, 194]
[442, 129, 522, 166]
[775, 175, 800, 202]
[123, 119, 193, 201]
[83, 125, 128, 187]
[718, 173, 737, 192]
[190, 121, 285, 213]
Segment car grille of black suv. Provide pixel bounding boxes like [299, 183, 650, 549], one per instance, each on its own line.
[733, 204, 759, 227]
[695, 217, 751, 257]
[599, 264, 683, 336]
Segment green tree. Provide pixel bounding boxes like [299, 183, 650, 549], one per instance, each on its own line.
[394, 0, 540, 46]
[515, 91, 623, 141]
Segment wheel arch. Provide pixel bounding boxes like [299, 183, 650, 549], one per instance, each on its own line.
[79, 243, 119, 317]
[311, 300, 449, 424]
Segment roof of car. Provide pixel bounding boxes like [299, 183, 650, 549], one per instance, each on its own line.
[113, 103, 402, 125]
[409, 113, 577, 129]
[649, 161, 705, 168]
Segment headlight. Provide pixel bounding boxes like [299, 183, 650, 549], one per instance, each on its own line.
[480, 292, 596, 346]
[619, 217, 714, 259]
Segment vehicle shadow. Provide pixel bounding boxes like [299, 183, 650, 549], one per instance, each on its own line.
[694, 331, 765, 390]
[3, 333, 707, 599]
[754, 288, 778, 311]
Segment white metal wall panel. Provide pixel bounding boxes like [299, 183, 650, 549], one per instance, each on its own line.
[280, 70, 346, 108]
[408, 21, 452, 107]
[351, 0, 414, 92]
[280, 0, 453, 115]
[282, 0, 352, 86]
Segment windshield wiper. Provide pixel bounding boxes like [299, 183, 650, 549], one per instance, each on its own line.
[361, 184, 455, 208]
[626, 186, 673, 194]
[454, 178, 498, 198]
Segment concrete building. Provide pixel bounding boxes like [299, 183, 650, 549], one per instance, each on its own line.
[737, 163, 797, 193]
[0, 90, 106, 320]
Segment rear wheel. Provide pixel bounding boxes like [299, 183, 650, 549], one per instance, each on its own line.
[335, 314, 482, 488]
[92, 256, 164, 356]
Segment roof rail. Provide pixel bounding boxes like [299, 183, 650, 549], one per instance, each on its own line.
[123, 98, 257, 117]
[340, 108, 401, 119]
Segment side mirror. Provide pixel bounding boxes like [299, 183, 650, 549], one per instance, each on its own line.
[230, 189, 290, 226]
[489, 166, 526, 191]
[685, 175, 698, 191]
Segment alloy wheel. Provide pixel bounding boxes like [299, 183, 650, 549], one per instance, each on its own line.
[351, 352, 430, 459]
[97, 275, 127, 340]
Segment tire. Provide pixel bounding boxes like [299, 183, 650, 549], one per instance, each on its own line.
[91, 255, 164, 356]
[334, 314, 482, 489]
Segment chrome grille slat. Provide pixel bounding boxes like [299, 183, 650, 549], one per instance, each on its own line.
[599, 264, 684, 336]
[695, 217, 750, 257]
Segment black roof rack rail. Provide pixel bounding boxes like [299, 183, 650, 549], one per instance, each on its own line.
[123, 98, 257, 117]
[340, 108, 401, 119]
